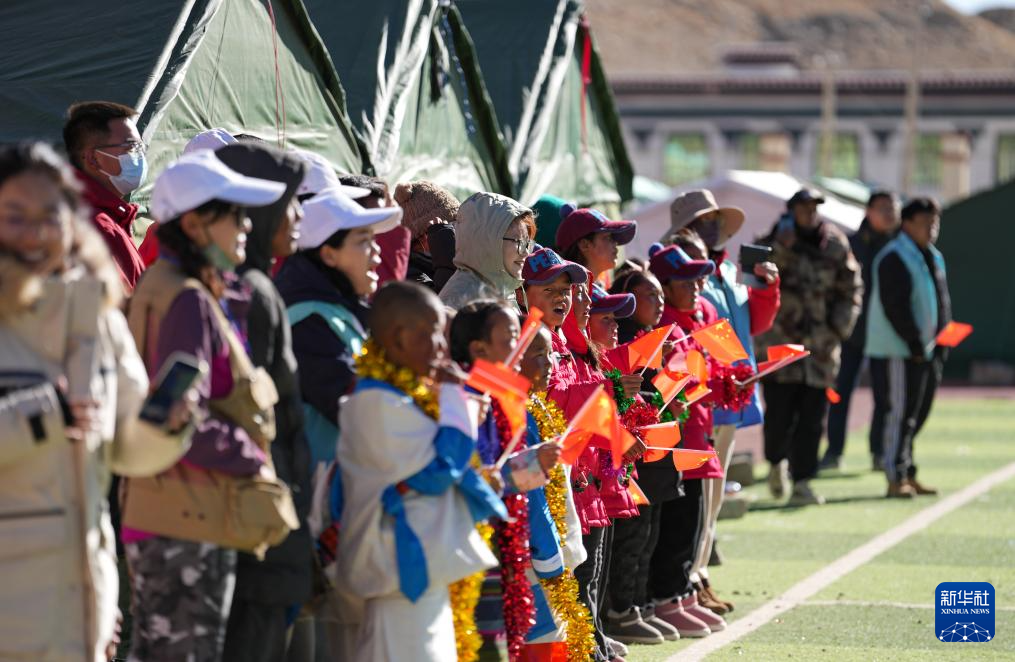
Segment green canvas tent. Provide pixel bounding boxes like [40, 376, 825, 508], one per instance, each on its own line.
[457, 0, 634, 213]
[938, 182, 1015, 380]
[0, 0, 371, 205]
[304, 0, 513, 200]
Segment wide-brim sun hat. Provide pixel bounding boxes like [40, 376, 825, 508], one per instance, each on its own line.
[666, 188, 746, 245]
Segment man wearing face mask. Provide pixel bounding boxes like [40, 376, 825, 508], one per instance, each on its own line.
[63, 101, 148, 290]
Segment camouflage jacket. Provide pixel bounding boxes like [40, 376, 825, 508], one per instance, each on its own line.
[754, 220, 862, 388]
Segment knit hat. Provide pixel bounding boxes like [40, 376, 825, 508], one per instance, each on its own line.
[393, 180, 461, 239]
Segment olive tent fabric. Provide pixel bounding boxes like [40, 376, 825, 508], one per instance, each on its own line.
[937, 181, 1015, 379]
[305, 0, 513, 200]
[457, 0, 634, 211]
[0, 0, 370, 206]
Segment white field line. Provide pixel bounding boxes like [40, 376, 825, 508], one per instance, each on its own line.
[806, 599, 1015, 612]
[670, 461, 1015, 662]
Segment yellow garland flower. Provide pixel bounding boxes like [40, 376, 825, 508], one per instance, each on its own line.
[528, 393, 597, 662]
[356, 339, 488, 660]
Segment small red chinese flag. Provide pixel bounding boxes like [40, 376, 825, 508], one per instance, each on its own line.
[672, 448, 717, 471]
[625, 325, 673, 372]
[640, 421, 681, 462]
[687, 349, 709, 383]
[652, 369, 691, 409]
[559, 385, 611, 465]
[505, 308, 545, 367]
[935, 321, 973, 348]
[691, 319, 748, 365]
[466, 359, 531, 437]
[519, 642, 569, 662]
[767, 343, 808, 361]
[683, 384, 711, 406]
[627, 478, 651, 506]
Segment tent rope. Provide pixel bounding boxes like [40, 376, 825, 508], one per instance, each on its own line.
[265, 0, 287, 147]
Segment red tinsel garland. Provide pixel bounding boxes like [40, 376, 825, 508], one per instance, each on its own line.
[491, 402, 536, 661]
[710, 364, 757, 411]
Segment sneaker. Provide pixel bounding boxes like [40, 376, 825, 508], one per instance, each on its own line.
[871, 454, 885, 472]
[606, 636, 629, 657]
[818, 454, 842, 471]
[788, 480, 825, 506]
[604, 609, 663, 645]
[905, 478, 939, 496]
[887, 481, 917, 499]
[641, 604, 680, 641]
[654, 598, 711, 638]
[682, 593, 727, 632]
[768, 459, 788, 499]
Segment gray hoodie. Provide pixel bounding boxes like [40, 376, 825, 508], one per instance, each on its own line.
[439, 191, 531, 310]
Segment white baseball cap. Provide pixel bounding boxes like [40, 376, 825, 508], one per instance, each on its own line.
[182, 128, 237, 154]
[151, 150, 287, 223]
[297, 186, 403, 249]
[291, 147, 370, 200]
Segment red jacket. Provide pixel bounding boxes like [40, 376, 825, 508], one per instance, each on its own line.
[547, 328, 609, 533]
[374, 225, 411, 287]
[78, 171, 145, 290]
[659, 300, 724, 480]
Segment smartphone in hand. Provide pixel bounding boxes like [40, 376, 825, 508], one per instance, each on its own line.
[140, 353, 207, 427]
[739, 243, 773, 289]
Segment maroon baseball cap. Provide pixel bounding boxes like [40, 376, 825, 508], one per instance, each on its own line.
[648, 243, 715, 282]
[590, 282, 636, 318]
[555, 206, 638, 253]
[522, 246, 588, 286]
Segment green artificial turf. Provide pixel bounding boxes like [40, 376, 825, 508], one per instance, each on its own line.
[626, 398, 1015, 661]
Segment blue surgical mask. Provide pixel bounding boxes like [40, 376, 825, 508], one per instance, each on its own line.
[98, 150, 148, 196]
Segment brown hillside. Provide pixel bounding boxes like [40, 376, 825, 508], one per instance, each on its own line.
[584, 0, 1015, 77]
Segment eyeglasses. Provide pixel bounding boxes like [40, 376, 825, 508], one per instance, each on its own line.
[503, 236, 534, 255]
[94, 140, 146, 156]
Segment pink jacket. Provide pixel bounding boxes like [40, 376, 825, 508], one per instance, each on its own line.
[548, 329, 609, 533]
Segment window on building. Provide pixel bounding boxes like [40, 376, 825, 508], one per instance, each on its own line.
[914, 134, 942, 188]
[738, 134, 762, 170]
[814, 132, 861, 180]
[663, 133, 710, 185]
[996, 134, 1015, 184]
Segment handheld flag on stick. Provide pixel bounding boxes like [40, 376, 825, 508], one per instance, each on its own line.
[652, 369, 691, 410]
[639, 421, 681, 462]
[683, 384, 711, 406]
[691, 319, 748, 365]
[505, 308, 545, 368]
[935, 321, 973, 348]
[466, 359, 531, 438]
[628, 324, 673, 374]
[559, 385, 634, 469]
[671, 448, 717, 471]
[686, 349, 709, 383]
[737, 344, 810, 387]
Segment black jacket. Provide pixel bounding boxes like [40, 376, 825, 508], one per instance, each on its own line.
[217, 143, 313, 607]
[407, 222, 457, 293]
[876, 243, 952, 359]
[274, 252, 368, 425]
[846, 218, 894, 349]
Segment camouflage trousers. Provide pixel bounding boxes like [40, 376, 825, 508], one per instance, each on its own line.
[125, 537, 237, 662]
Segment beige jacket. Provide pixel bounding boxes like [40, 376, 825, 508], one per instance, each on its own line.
[0, 258, 185, 661]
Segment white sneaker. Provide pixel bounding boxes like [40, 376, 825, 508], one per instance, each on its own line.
[606, 636, 629, 657]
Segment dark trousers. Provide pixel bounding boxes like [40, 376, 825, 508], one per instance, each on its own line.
[870, 357, 933, 482]
[762, 381, 828, 482]
[825, 342, 871, 459]
[608, 504, 660, 613]
[649, 480, 703, 601]
[575, 525, 613, 661]
[915, 352, 945, 436]
[222, 598, 289, 662]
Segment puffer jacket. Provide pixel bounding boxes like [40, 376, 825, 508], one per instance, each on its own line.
[0, 255, 177, 661]
[439, 191, 530, 310]
[755, 219, 862, 388]
[547, 329, 608, 533]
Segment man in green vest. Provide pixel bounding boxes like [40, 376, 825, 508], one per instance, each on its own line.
[865, 197, 951, 499]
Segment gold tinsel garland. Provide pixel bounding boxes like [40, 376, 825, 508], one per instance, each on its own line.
[527, 393, 597, 662]
[354, 339, 481, 661]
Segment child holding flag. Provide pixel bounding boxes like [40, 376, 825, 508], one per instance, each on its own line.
[336, 282, 506, 661]
[645, 240, 729, 638]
